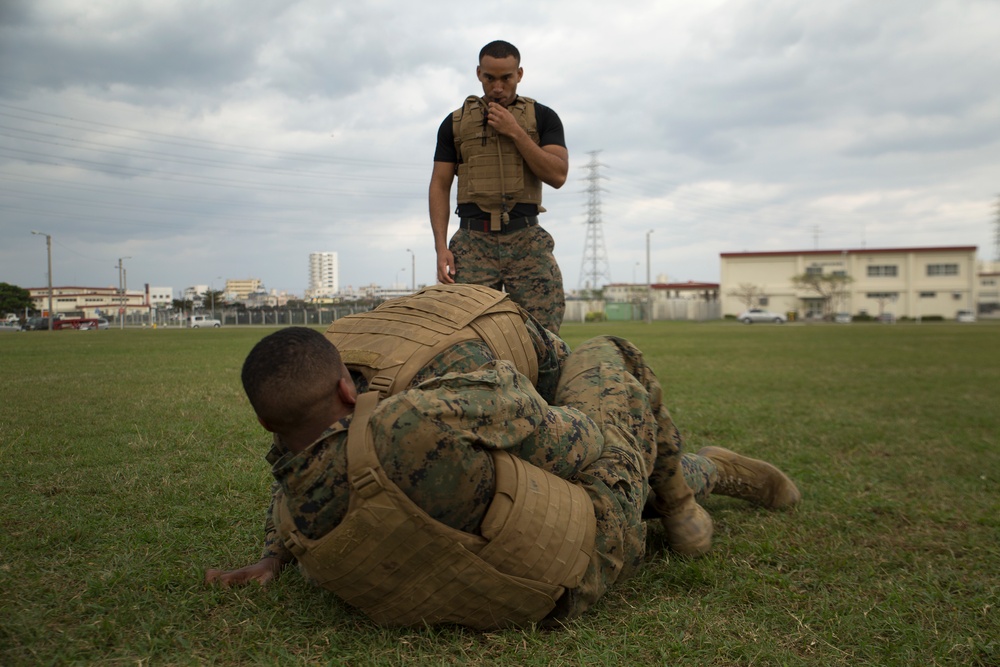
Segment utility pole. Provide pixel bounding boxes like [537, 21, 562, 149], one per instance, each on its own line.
[406, 248, 415, 291]
[31, 231, 53, 331]
[578, 151, 612, 296]
[116, 257, 131, 330]
[646, 229, 653, 324]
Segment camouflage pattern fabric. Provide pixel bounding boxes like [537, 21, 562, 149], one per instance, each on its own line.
[543, 336, 656, 621]
[681, 453, 717, 503]
[258, 333, 720, 623]
[261, 361, 604, 561]
[449, 224, 566, 334]
[261, 328, 568, 563]
[605, 335, 695, 512]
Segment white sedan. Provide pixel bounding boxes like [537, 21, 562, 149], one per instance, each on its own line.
[738, 308, 787, 324]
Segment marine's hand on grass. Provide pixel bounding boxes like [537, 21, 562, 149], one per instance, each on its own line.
[205, 557, 285, 587]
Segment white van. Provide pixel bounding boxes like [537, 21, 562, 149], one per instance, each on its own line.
[188, 315, 222, 328]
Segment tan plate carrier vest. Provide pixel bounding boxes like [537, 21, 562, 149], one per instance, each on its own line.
[453, 95, 544, 230]
[325, 283, 539, 398]
[275, 391, 597, 629]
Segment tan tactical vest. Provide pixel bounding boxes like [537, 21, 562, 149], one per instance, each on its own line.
[275, 391, 597, 629]
[453, 95, 544, 230]
[325, 284, 538, 398]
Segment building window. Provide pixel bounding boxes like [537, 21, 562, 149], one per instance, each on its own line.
[806, 266, 822, 276]
[867, 265, 898, 277]
[758, 297, 769, 306]
[831, 270, 846, 277]
[866, 292, 898, 299]
[919, 292, 935, 298]
[927, 264, 958, 276]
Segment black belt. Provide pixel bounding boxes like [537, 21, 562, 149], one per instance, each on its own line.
[459, 216, 538, 234]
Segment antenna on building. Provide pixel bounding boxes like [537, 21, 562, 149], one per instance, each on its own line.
[578, 150, 612, 295]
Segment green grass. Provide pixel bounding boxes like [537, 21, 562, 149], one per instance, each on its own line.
[1, 321, 998, 665]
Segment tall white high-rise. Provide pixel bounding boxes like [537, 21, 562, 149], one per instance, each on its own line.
[308, 252, 339, 298]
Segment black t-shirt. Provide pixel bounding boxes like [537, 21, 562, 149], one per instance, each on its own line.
[434, 101, 565, 219]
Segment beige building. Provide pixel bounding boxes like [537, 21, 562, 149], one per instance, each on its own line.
[224, 278, 264, 302]
[28, 285, 149, 319]
[720, 246, 978, 320]
[978, 261, 1000, 315]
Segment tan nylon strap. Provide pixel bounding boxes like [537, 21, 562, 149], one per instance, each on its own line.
[346, 391, 382, 479]
[326, 284, 538, 394]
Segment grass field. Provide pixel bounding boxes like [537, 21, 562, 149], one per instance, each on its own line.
[1, 320, 997, 665]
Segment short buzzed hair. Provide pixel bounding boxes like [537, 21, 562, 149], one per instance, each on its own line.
[479, 40, 520, 65]
[241, 327, 344, 432]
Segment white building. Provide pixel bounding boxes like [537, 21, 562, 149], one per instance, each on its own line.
[720, 246, 979, 320]
[308, 252, 339, 299]
[183, 285, 209, 305]
[148, 286, 173, 308]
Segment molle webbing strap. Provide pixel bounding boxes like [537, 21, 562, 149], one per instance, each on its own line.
[453, 95, 543, 221]
[479, 451, 595, 589]
[326, 284, 538, 397]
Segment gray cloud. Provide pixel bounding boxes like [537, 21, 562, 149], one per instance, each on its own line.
[1, 0, 998, 296]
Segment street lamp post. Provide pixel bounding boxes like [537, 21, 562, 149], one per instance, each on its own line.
[31, 231, 53, 331]
[406, 248, 415, 291]
[211, 276, 222, 320]
[646, 230, 654, 324]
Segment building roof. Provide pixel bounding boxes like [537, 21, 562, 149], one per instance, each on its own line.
[606, 281, 719, 289]
[720, 246, 977, 259]
[658, 281, 719, 289]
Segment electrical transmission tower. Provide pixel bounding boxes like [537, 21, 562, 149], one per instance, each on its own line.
[578, 151, 612, 294]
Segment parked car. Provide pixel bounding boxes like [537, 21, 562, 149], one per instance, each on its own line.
[0, 321, 22, 332]
[23, 317, 50, 331]
[876, 312, 897, 324]
[956, 310, 976, 323]
[79, 318, 110, 330]
[834, 312, 852, 324]
[188, 315, 221, 328]
[737, 308, 787, 324]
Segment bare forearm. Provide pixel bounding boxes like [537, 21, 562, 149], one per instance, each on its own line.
[429, 185, 452, 251]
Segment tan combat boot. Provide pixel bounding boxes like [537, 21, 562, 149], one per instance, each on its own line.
[660, 500, 714, 558]
[651, 474, 714, 557]
[698, 446, 801, 509]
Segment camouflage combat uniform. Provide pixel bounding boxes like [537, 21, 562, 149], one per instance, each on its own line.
[260, 335, 719, 622]
[449, 225, 565, 335]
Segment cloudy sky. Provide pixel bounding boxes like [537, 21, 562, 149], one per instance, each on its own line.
[2, 0, 998, 298]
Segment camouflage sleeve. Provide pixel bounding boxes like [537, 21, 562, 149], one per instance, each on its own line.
[526, 317, 571, 403]
[373, 360, 551, 533]
[261, 481, 294, 563]
[508, 405, 604, 480]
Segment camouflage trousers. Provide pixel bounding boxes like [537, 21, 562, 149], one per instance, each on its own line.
[449, 225, 566, 334]
[546, 336, 716, 622]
